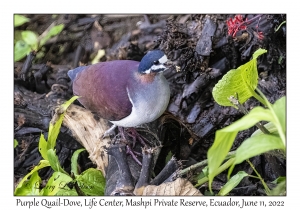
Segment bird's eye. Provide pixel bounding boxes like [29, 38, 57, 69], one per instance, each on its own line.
[153, 60, 159, 65]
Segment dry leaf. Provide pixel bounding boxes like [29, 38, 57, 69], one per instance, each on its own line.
[141, 178, 202, 196]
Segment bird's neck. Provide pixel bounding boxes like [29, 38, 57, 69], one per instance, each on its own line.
[135, 72, 159, 84]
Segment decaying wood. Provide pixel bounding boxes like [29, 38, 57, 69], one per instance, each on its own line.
[62, 105, 111, 176]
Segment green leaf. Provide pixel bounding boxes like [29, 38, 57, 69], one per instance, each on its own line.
[47, 149, 68, 175]
[21, 31, 38, 49]
[207, 101, 283, 192]
[41, 172, 73, 195]
[207, 130, 238, 191]
[268, 179, 286, 195]
[75, 168, 105, 196]
[14, 171, 41, 195]
[71, 148, 86, 176]
[39, 24, 64, 47]
[14, 160, 50, 194]
[38, 133, 48, 160]
[14, 30, 22, 44]
[228, 134, 285, 177]
[47, 115, 64, 150]
[48, 96, 79, 150]
[14, 40, 31, 61]
[218, 171, 248, 196]
[270, 96, 286, 145]
[272, 176, 286, 184]
[212, 48, 267, 107]
[61, 95, 80, 111]
[252, 48, 268, 59]
[55, 187, 78, 196]
[92, 49, 105, 64]
[14, 15, 30, 27]
[14, 139, 18, 148]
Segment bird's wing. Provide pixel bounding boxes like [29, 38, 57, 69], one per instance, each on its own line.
[71, 61, 139, 121]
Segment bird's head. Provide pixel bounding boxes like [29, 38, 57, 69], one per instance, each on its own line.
[138, 50, 168, 74]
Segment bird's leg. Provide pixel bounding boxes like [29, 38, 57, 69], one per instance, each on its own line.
[126, 145, 142, 166]
[118, 127, 152, 148]
[117, 127, 152, 166]
[126, 127, 152, 147]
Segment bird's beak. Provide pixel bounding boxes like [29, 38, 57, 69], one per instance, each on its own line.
[164, 60, 173, 69]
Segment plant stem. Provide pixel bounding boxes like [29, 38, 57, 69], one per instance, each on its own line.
[179, 151, 236, 177]
[229, 95, 270, 134]
[274, 21, 286, 32]
[246, 159, 271, 194]
[195, 158, 235, 188]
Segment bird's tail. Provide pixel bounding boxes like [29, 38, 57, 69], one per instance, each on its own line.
[67, 66, 87, 81]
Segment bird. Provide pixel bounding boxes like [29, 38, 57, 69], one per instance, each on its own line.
[68, 50, 170, 137]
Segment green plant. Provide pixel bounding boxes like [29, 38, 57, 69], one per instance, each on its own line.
[14, 139, 18, 148]
[14, 14, 64, 62]
[205, 48, 286, 195]
[14, 96, 106, 196]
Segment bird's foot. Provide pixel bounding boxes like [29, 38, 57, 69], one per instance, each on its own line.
[101, 124, 118, 139]
[118, 127, 151, 148]
[126, 145, 142, 166]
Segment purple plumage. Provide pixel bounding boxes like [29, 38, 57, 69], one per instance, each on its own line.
[70, 61, 139, 121]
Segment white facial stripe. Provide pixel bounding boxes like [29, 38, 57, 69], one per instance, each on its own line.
[159, 55, 168, 64]
[144, 69, 151, 74]
[144, 64, 166, 74]
[152, 64, 166, 70]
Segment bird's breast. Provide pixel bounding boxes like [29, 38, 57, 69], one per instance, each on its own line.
[111, 73, 170, 127]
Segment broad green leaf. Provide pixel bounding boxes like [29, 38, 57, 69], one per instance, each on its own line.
[15, 160, 50, 193]
[21, 30, 38, 49]
[39, 24, 64, 47]
[14, 171, 41, 195]
[47, 149, 68, 175]
[41, 172, 73, 195]
[14, 40, 31, 61]
[218, 171, 248, 196]
[14, 15, 30, 27]
[71, 148, 86, 176]
[212, 48, 267, 107]
[208, 104, 279, 192]
[75, 168, 105, 196]
[14, 139, 18, 148]
[228, 134, 285, 177]
[48, 96, 79, 149]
